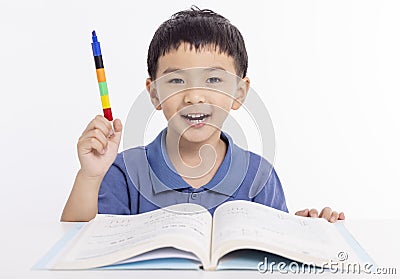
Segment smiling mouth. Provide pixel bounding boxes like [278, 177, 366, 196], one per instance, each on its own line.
[181, 113, 211, 124]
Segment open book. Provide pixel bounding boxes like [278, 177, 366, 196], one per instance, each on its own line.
[37, 200, 374, 271]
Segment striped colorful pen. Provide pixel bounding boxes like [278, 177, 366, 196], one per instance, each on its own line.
[91, 30, 113, 121]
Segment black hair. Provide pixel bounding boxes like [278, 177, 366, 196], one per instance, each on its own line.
[147, 6, 248, 80]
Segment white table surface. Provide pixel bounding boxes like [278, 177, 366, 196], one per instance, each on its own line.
[0, 219, 399, 278]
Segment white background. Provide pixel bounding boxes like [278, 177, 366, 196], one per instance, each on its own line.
[0, 0, 399, 223]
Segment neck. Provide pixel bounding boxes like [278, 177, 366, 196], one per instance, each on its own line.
[165, 128, 226, 171]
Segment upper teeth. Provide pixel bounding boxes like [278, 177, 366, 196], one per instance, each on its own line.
[186, 113, 206, 118]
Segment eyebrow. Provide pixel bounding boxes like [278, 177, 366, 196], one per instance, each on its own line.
[162, 67, 181, 74]
[161, 66, 227, 74]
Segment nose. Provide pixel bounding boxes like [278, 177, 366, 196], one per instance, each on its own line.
[183, 89, 206, 104]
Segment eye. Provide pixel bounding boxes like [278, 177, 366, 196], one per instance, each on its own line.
[206, 77, 221, 84]
[168, 78, 184, 84]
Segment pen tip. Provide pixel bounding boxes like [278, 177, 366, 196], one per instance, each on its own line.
[92, 30, 96, 37]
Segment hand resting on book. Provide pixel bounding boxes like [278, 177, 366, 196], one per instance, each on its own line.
[295, 207, 345, 223]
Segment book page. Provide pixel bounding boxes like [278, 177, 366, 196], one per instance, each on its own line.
[211, 200, 358, 267]
[53, 203, 212, 269]
[116, 247, 199, 265]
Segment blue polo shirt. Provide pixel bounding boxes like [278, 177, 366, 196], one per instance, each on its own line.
[98, 128, 288, 215]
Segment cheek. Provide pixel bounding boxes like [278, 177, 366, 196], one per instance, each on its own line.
[161, 106, 174, 120]
[212, 94, 235, 111]
[160, 99, 179, 120]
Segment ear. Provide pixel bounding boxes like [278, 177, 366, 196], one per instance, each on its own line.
[232, 77, 250, 110]
[146, 78, 162, 110]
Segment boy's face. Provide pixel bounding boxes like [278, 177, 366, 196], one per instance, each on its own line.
[146, 43, 250, 144]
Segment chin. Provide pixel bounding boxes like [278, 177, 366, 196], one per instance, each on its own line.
[171, 124, 220, 144]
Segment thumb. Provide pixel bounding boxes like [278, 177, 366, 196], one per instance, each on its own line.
[110, 118, 123, 146]
[295, 209, 309, 217]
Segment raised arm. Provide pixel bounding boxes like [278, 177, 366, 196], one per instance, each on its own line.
[61, 116, 122, 221]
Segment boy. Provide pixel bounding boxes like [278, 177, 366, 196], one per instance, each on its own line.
[61, 7, 345, 223]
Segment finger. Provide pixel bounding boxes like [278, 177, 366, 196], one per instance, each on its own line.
[319, 207, 332, 220]
[80, 129, 109, 149]
[109, 119, 123, 146]
[83, 115, 113, 136]
[83, 120, 110, 138]
[329, 211, 339, 223]
[295, 209, 309, 217]
[339, 212, 345, 220]
[309, 208, 319, 218]
[113, 118, 123, 133]
[80, 137, 106, 155]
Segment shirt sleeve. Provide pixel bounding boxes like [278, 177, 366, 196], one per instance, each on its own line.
[98, 158, 131, 215]
[253, 168, 289, 213]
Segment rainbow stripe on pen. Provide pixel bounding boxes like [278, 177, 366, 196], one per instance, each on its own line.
[91, 30, 113, 121]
